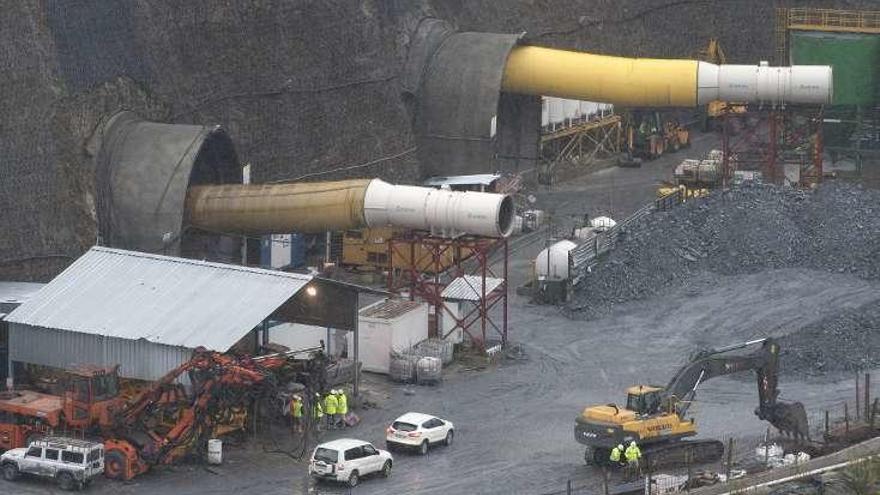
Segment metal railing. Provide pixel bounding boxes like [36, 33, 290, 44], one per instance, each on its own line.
[786, 8, 880, 34]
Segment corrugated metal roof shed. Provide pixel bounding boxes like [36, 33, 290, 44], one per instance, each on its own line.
[6, 246, 311, 351]
[359, 299, 422, 320]
[441, 275, 505, 301]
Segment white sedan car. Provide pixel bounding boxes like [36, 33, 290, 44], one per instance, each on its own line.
[385, 412, 454, 455]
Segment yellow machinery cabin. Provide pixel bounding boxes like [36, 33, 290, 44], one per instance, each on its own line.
[342, 227, 472, 273]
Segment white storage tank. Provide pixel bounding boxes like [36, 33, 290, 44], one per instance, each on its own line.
[349, 299, 429, 374]
[535, 240, 578, 281]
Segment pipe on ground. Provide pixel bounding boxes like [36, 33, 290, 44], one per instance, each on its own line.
[501, 46, 833, 107]
[185, 179, 515, 238]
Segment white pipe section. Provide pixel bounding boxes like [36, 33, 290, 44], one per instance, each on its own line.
[697, 61, 833, 106]
[363, 179, 515, 238]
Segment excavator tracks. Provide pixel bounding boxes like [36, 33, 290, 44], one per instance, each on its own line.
[642, 439, 725, 470]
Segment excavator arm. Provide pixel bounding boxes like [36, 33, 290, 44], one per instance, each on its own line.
[662, 338, 810, 440]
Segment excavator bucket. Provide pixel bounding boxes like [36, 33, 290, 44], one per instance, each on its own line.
[758, 401, 811, 441]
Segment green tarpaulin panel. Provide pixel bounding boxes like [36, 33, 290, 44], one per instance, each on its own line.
[790, 31, 880, 106]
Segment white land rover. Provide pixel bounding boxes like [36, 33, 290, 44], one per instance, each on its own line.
[1, 436, 104, 490]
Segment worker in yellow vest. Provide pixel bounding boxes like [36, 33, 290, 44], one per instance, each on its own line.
[290, 394, 303, 433]
[609, 444, 624, 467]
[312, 393, 324, 431]
[335, 389, 348, 428]
[624, 441, 642, 479]
[323, 391, 338, 429]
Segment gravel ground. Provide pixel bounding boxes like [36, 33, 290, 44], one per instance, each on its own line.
[568, 181, 880, 320]
[780, 302, 880, 377]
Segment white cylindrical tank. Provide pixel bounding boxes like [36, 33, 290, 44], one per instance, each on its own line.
[207, 439, 222, 465]
[535, 240, 578, 281]
[364, 179, 515, 238]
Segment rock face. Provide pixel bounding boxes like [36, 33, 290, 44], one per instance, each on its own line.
[1, 0, 876, 280]
[568, 181, 880, 318]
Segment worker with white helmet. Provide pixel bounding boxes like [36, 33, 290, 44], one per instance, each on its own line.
[609, 443, 625, 467]
[624, 440, 642, 479]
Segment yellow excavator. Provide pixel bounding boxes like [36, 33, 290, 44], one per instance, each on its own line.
[575, 338, 810, 468]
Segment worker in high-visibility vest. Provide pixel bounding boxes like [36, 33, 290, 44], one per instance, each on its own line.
[290, 395, 303, 433]
[609, 444, 624, 466]
[624, 441, 642, 480]
[335, 388, 348, 428]
[312, 393, 324, 431]
[323, 391, 338, 429]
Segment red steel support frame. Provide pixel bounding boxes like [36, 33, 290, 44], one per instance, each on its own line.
[720, 107, 824, 185]
[386, 233, 508, 350]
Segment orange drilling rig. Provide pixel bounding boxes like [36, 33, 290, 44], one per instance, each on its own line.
[0, 347, 323, 481]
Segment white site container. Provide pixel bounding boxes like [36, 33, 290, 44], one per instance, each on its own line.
[348, 299, 429, 374]
[207, 439, 222, 465]
[535, 240, 578, 281]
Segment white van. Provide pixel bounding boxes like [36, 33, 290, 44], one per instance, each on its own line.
[309, 438, 392, 487]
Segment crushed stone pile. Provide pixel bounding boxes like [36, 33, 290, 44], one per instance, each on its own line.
[567, 181, 880, 319]
[780, 302, 880, 376]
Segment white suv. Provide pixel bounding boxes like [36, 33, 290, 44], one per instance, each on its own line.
[1, 436, 104, 491]
[385, 412, 454, 455]
[309, 438, 392, 487]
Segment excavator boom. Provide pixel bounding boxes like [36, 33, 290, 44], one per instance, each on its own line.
[575, 337, 810, 468]
[662, 338, 809, 440]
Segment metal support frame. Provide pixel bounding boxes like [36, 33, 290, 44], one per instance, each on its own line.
[539, 114, 622, 182]
[386, 233, 508, 350]
[720, 107, 824, 186]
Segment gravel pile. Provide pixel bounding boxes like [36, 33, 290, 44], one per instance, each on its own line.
[780, 302, 880, 376]
[567, 181, 880, 318]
